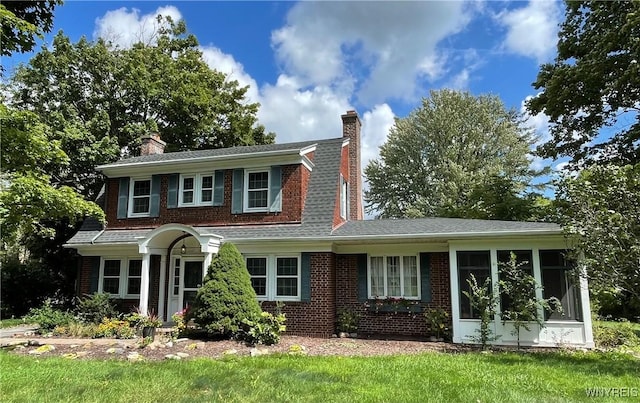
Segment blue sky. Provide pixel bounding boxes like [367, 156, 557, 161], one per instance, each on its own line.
[5, 0, 566, 176]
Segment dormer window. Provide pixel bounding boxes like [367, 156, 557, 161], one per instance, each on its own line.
[245, 169, 270, 211]
[129, 178, 151, 216]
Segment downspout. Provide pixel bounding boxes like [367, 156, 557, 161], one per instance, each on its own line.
[90, 229, 105, 244]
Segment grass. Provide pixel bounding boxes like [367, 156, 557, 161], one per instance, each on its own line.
[0, 318, 30, 329]
[595, 320, 640, 334]
[1, 350, 638, 402]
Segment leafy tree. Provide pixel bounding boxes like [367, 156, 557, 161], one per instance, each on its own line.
[462, 274, 500, 350]
[527, 1, 640, 166]
[555, 164, 640, 315]
[188, 243, 261, 337]
[7, 17, 274, 199]
[0, 0, 62, 58]
[365, 89, 544, 220]
[499, 252, 561, 349]
[0, 104, 104, 244]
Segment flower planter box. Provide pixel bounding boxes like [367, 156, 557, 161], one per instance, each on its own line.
[366, 303, 423, 314]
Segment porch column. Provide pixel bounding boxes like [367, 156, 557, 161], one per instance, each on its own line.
[158, 254, 167, 321]
[139, 252, 151, 316]
[203, 252, 213, 280]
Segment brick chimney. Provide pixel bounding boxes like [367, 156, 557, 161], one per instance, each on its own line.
[342, 110, 364, 220]
[140, 132, 166, 156]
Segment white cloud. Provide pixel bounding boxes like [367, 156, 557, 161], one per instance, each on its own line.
[496, 0, 561, 62]
[257, 75, 352, 144]
[93, 6, 182, 48]
[272, 2, 472, 104]
[521, 95, 552, 146]
[520, 95, 553, 171]
[200, 46, 260, 104]
[361, 104, 395, 169]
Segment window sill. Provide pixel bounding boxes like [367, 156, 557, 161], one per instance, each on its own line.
[243, 208, 269, 214]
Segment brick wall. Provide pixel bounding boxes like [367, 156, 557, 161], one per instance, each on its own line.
[106, 165, 306, 229]
[262, 252, 336, 337]
[335, 252, 451, 338]
[341, 111, 363, 220]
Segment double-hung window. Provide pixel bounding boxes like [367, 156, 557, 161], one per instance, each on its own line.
[245, 169, 269, 211]
[127, 260, 142, 295]
[181, 176, 195, 205]
[457, 251, 491, 319]
[540, 250, 582, 321]
[179, 174, 215, 207]
[245, 255, 300, 300]
[129, 179, 151, 216]
[368, 255, 419, 299]
[102, 260, 121, 294]
[246, 257, 268, 298]
[200, 175, 213, 203]
[100, 258, 143, 298]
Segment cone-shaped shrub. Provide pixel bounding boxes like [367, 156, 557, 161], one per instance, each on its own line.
[188, 242, 261, 337]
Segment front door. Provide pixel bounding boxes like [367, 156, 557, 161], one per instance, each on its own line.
[182, 260, 204, 310]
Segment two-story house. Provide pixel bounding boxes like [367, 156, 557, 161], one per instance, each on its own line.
[66, 110, 594, 347]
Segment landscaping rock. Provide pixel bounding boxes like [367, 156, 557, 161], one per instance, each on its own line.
[176, 352, 189, 358]
[127, 352, 144, 361]
[288, 345, 307, 356]
[223, 349, 237, 355]
[28, 345, 55, 355]
[164, 354, 181, 360]
[106, 347, 125, 355]
[250, 347, 271, 357]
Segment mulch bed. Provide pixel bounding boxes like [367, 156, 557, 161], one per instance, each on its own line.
[4, 335, 473, 361]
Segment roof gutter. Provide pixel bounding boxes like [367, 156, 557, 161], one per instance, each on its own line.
[96, 147, 314, 172]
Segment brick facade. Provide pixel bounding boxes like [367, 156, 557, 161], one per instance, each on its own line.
[106, 165, 307, 229]
[335, 252, 451, 338]
[262, 252, 336, 337]
[341, 111, 363, 220]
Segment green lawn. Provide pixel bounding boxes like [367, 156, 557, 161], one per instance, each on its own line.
[1, 350, 638, 402]
[0, 318, 30, 329]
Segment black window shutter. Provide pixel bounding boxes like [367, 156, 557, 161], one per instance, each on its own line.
[150, 175, 161, 217]
[357, 253, 368, 302]
[301, 253, 311, 302]
[213, 170, 225, 206]
[420, 252, 431, 303]
[116, 178, 130, 219]
[89, 256, 100, 294]
[167, 174, 178, 208]
[232, 169, 244, 214]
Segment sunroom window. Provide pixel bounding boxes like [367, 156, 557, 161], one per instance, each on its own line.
[457, 251, 491, 319]
[540, 250, 582, 321]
